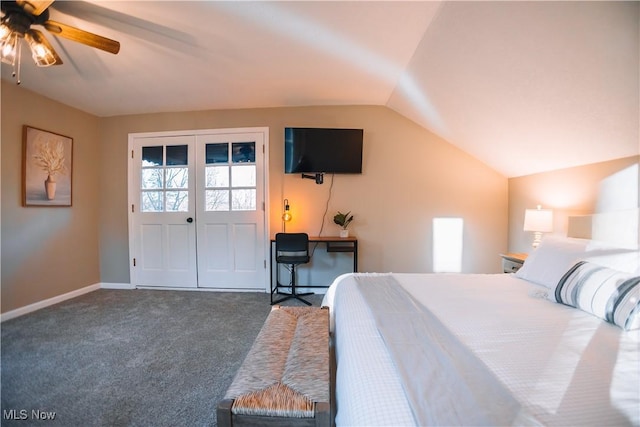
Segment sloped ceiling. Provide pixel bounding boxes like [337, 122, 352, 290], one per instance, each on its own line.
[2, 1, 638, 177]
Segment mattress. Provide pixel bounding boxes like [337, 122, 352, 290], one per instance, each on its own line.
[323, 272, 640, 426]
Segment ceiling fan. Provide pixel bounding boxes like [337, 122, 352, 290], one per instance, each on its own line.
[0, 0, 120, 83]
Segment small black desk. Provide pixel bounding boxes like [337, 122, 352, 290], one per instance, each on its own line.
[270, 236, 358, 304]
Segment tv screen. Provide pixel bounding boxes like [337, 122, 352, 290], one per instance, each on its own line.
[284, 127, 363, 174]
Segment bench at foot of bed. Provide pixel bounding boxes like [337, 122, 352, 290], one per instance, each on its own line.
[217, 306, 330, 427]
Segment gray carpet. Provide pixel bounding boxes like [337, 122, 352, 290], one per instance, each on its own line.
[1, 289, 324, 426]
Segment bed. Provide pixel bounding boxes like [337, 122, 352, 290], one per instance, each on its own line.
[322, 212, 640, 426]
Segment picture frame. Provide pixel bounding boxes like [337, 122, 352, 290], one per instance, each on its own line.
[23, 126, 73, 207]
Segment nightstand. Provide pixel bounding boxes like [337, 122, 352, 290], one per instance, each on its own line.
[500, 253, 528, 273]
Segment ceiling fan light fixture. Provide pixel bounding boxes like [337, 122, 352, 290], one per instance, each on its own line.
[1, 0, 117, 82]
[25, 29, 59, 67]
[0, 23, 12, 42]
[0, 27, 19, 66]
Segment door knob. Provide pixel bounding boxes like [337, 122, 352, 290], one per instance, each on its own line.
[186, 217, 193, 223]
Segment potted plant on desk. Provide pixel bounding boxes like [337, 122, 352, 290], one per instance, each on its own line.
[333, 211, 354, 238]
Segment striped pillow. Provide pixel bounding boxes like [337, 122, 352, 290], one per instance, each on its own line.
[553, 261, 640, 331]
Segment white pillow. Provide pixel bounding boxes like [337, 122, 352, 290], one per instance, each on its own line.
[515, 236, 640, 289]
[584, 246, 640, 274]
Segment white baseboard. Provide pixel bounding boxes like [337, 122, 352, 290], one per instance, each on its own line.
[134, 285, 266, 292]
[276, 287, 327, 295]
[1, 283, 101, 322]
[100, 282, 136, 290]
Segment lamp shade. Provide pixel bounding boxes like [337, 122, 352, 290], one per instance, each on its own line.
[523, 208, 553, 232]
[25, 29, 59, 67]
[0, 28, 19, 66]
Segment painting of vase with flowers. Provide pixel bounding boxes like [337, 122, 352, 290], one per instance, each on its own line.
[23, 126, 73, 206]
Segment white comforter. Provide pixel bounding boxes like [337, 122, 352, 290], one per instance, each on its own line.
[323, 273, 640, 426]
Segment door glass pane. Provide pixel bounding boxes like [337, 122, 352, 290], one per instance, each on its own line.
[206, 190, 229, 211]
[142, 146, 163, 166]
[206, 143, 229, 164]
[166, 145, 188, 166]
[166, 191, 189, 212]
[141, 191, 163, 212]
[140, 145, 189, 213]
[232, 142, 255, 163]
[206, 166, 229, 187]
[166, 167, 188, 189]
[141, 168, 163, 189]
[231, 165, 256, 187]
[232, 189, 256, 211]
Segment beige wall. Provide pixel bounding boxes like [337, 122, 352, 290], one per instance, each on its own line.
[100, 105, 508, 284]
[508, 155, 640, 253]
[1, 81, 101, 313]
[2, 82, 509, 314]
[6, 80, 636, 315]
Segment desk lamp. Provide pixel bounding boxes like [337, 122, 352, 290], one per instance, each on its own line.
[282, 199, 292, 232]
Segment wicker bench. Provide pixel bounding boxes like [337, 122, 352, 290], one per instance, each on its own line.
[217, 306, 330, 427]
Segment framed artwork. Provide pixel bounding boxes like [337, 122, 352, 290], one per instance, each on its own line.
[23, 126, 73, 207]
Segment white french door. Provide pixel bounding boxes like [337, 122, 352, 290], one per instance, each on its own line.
[128, 128, 268, 290]
[129, 135, 198, 288]
[195, 132, 266, 289]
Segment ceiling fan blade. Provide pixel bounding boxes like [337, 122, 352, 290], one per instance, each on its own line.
[44, 20, 120, 54]
[25, 28, 62, 66]
[16, 0, 55, 16]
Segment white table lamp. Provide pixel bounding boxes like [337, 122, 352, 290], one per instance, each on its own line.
[524, 205, 553, 248]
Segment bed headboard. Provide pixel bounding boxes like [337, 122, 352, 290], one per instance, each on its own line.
[567, 208, 639, 249]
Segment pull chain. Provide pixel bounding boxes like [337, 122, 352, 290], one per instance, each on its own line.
[15, 40, 21, 85]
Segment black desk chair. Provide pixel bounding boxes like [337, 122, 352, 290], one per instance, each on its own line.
[272, 232, 313, 306]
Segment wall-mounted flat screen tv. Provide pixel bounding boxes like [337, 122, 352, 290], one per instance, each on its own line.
[284, 127, 363, 174]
